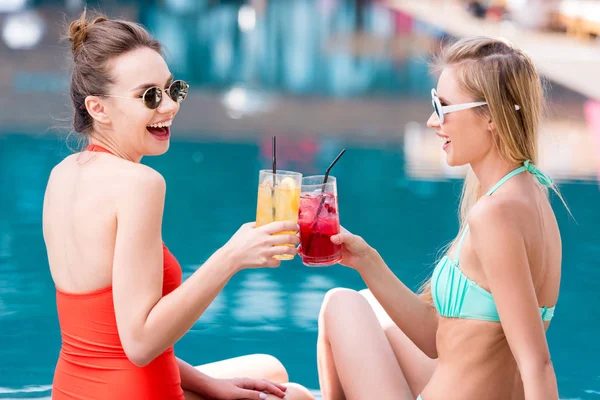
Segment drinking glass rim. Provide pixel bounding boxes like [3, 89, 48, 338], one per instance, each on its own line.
[301, 175, 337, 190]
[302, 175, 336, 182]
[259, 169, 302, 176]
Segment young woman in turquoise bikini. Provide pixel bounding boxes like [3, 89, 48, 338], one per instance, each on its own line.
[316, 37, 562, 400]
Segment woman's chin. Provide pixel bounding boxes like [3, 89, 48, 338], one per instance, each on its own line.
[144, 130, 171, 155]
[445, 152, 458, 167]
[151, 141, 170, 155]
[446, 155, 469, 168]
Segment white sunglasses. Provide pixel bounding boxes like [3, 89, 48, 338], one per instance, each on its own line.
[431, 88, 520, 124]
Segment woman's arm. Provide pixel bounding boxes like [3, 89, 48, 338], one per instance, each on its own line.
[331, 231, 439, 358]
[177, 358, 287, 399]
[178, 358, 212, 393]
[470, 199, 559, 400]
[112, 167, 298, 367]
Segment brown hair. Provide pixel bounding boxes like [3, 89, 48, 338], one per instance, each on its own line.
[67, 9, 162, 135]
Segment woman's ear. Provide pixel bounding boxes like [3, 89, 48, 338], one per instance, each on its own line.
[85, 96, 111, 125]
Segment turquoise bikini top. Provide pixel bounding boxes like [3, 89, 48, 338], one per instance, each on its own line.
[431, 161, 556, 322]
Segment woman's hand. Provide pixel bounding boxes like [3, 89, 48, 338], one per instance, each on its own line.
[201, 377, 287, 400]
[223, 221, 299, 271]
[329, 226, 374, 271]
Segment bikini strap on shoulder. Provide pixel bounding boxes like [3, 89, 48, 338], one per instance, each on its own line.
[523, 160, 554, 187]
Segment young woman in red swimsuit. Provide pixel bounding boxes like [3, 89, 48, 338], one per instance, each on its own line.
[43, 11, 314, 400]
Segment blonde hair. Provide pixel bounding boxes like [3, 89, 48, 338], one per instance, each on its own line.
[419, 36, 559, 303]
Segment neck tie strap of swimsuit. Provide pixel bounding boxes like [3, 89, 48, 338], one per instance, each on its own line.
[523, 160, 554, 187]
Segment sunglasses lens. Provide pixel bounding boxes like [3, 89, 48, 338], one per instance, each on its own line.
[433, 99, 443, 124]
[143, 87, 162, 109]
[169, 80, 189, 103]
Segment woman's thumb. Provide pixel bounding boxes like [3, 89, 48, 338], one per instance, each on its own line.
[331, 232, 350, 245]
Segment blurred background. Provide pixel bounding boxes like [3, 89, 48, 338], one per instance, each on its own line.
[0, 0, 599, 398]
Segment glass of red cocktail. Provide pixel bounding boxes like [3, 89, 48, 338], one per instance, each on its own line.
[298, 175, 341, 267]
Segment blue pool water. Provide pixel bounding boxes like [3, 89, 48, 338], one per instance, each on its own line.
[0, 134, 599, 399]
[1, 0, 599, 398]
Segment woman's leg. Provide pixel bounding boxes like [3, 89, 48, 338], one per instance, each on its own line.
[317, 288, 413, 400]
[359, 289, 436, 396]
[195, 354, 289, 383]
[183, 354, 314, 400]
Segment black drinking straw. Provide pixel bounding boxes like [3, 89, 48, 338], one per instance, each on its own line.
[272, 136, 277, 178]
[304, 149, 346, 254]
[320, 149, 345, 191]
[271, 136, 277, 219]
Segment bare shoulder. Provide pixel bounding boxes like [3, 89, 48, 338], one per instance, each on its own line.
[45, 154, 80, 194]
[54, 153, 165, 192]
[466, 196, 535, 280]
[114, 162, 166, 202]
[467, 194, 530, 237]
[113, 162, 166, 240]
[47, 153, 77, 178]
[120, 161, 165, 187]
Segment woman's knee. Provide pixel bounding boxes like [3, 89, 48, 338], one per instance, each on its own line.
[320, 288, 359, 315]
[196, 353, 289, 383]
[249, 354, 289, 383]
[359, 288, 396, 330]
[319, 287, 371, 324]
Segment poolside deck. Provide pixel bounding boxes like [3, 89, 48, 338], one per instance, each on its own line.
[384, 0, 600, 101]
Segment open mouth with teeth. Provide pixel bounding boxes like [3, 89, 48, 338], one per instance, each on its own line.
[441, 136, 451, 145]
[147, 120, 172, 139]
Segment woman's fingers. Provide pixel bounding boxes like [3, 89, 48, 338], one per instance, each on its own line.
[233, 378, 286, 399]
[268, 234, 300, 246]
[265, 245, 298, 258]
[264, 257, 281, 268]
[260, 221, 299, 235]
[254, 380, 287, 398]
[274, 382, 288, 392]
[234, 388, 270, 399]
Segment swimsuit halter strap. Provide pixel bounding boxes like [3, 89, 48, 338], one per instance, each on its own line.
[454, 161, 553, 262]
[523, 160, 554, 187]
[485, 166, 526, 196]
[86, 144, 114, 155]
[486, 161, 554, 196]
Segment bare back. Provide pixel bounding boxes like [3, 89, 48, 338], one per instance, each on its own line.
[43, 151, 150, 293]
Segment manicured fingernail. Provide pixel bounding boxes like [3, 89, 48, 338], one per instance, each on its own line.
[260, 393, 267, 399]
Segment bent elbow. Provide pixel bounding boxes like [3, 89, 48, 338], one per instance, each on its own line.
[123, 341, 153, 368]
[519, 356, 554, 380]
[128, 354, 151, 368]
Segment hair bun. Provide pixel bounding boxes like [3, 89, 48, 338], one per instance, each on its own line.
[68, 9, 108, 56]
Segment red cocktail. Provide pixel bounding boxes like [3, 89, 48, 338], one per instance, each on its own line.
[298, 176, 341, 266]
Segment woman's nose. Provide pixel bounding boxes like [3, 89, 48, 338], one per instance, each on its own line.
[158, 90, 179, 114]
[427, 111, 440, 128]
